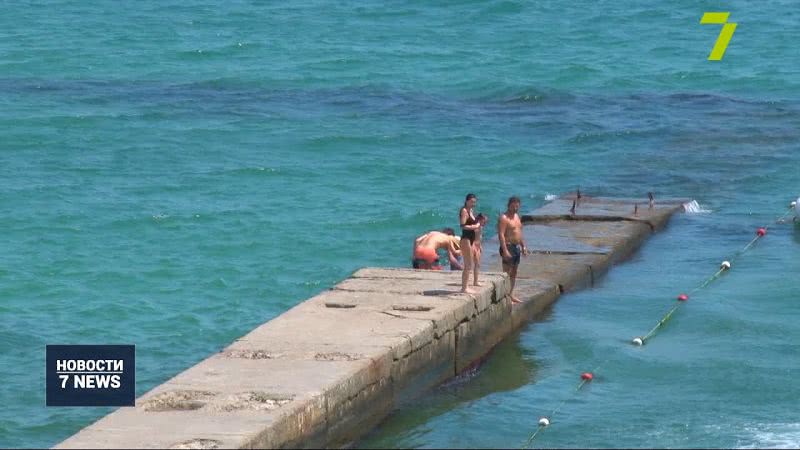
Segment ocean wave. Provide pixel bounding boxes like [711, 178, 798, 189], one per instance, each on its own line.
[174, 42, 255, 59]
[465, 84, 577, 106]
[567, 127, 671, 144]
[220, 166, 278, 176]
[683, 200, 712, 214]
[343, 208, 450, 233]
[737, 423, 800, 449]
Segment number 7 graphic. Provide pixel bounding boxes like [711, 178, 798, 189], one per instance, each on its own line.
[701, 12, 737, 60]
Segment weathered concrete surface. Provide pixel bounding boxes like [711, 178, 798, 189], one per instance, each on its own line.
[523, 192, 685, 231]
[56, 192, 687, 449]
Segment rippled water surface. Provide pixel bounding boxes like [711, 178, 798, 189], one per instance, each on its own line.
[1, 0, 799, 447]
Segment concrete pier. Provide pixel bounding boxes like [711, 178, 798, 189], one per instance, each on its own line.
[56, 193, 688, 449]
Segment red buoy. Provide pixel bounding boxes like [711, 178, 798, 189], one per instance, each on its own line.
[677, 294, 689, 302]
[581, 372, 593, 381]
[757, 228, 767, 237]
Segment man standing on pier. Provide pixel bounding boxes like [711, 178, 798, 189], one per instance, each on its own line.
[498, 196, 528, 304]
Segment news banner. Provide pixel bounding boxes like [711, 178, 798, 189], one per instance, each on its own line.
[46, 345, 135, 407]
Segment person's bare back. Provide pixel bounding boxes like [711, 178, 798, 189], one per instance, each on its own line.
[412, 229, 461, 270]
[415, 231, 457, 252]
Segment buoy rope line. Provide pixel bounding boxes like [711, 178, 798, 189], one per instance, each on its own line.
[636, 203, 793, 346]
[775, 204, 795, 224]
[637, 265, 726, 345]
[522, 366, 602, 449]
[522, 203, 795, 448]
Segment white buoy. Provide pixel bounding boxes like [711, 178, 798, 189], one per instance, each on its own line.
[538, 417, 550, 427]
[720, 261, 731, 270]
[632, 337, 643, 346]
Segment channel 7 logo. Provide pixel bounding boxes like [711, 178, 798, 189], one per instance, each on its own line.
[701, 12, 737, 60]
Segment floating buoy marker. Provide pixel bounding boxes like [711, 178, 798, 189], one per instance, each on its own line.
[677, 294, 689, 302]
[720, 261, 731, 270]
[632, 337, 644, 346]
[581, 372, 593, 381]
[757, 227, 767, 237]
[538, 417, 550, 427]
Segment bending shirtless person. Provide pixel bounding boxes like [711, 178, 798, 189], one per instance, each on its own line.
[412, 228, 462, 270]
[498, 196, 528, 304]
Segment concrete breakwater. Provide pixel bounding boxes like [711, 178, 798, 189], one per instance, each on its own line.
[57, 193, 688, 449]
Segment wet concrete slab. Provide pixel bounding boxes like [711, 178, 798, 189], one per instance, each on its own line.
[525, 193, 689, 231]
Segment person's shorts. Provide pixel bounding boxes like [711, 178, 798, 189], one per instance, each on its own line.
[412, 246, 442, 270]
[500, 243, 522, 266]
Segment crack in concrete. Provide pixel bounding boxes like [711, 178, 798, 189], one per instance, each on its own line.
[169, 438, 221, 449]
[392, 305, 434, 312]
[379, 310, 412, 320]
[333, 287, 437, 295]
[375, 309, 463, 342]
[527, 249, 609, 256]
[324, 302, 357, 308]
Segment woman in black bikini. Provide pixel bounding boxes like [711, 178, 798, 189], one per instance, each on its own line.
[459, 193, 481, 293]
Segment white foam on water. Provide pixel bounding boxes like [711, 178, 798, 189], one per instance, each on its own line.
[736, 423, 800, 449]
[544, 193, 558, 201]
[682, 200, 711, 214]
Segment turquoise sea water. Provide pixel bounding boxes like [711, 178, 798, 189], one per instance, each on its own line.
[1, 0, 799, 447]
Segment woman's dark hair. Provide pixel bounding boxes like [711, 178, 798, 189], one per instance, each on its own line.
[441, 227, 455, 236]
[465, 193, 477, 204]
